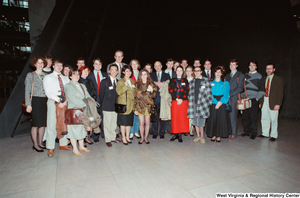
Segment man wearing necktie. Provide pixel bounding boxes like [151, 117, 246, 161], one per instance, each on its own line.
[202, 59, 212, 81]
[225, 59, 245, 140]
[165, 58, 176, 79]
[107, 50, 126, 80]
[150, 61, 171, 139]
[259, 63, 284, 141]
[43, 60, 71, 157]
[87, 58, 108, 141]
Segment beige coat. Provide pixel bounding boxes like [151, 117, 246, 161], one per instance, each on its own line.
[159, 80, 171, 120]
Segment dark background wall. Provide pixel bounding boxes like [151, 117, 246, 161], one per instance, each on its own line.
[0, 0, 299, 138]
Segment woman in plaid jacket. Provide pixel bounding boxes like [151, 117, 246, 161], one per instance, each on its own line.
[187, 66, 212, 143]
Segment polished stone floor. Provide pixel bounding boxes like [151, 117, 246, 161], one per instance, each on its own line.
[0, 117, 300, 198]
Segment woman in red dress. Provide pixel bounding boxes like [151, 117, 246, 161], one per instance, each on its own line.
[168, 66, 190, 142]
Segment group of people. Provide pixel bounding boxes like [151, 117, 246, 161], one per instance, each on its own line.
[24, 50, 284, 157]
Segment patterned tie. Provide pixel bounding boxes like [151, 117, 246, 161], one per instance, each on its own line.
[264, 77, 270, 97]
[157, 73, 161, 82]
[230, 73, 233, 79]
[207, 71, 210, 80]
[57, 74, 64, 95]
[97, 72, 101, 94]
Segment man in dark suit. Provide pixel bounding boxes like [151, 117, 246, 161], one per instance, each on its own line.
[107, 50, 126, 80]
[150, 61, 171, 139]
[87, 58, 108, 142]
[165, 58, 176, 79]
[225, 59, 245, 140]
[202, 59, 212, 81]
[259, 63, 284, 141]
[99, 64, 119, 147]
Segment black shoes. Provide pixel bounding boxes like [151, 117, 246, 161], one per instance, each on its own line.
[240, 133, 250, 137]
[250, 134, 257, 140]
[152, 135, 157, 139]
[269, 137, 277, 141]
[32, 146, 44, 152]
[160, 135, 164, 139]
[258, 134, 268, 138]
[170, 135, 178, 141]
[178, 135, 183, 143]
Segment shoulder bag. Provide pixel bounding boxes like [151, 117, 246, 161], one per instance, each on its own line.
[236, 77, 252, 110]
[115, 91, 127, 113]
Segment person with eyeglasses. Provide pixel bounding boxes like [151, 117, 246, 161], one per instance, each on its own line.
[187, 66, 212, 143]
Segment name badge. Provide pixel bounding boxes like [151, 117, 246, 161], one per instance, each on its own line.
[109, 86, 113, 90]
[201, 85, 206, 89]
[182, 83, 186, 86]
[211, 83, 215, 86]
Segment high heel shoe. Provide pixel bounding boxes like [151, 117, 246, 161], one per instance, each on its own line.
[39, 145, 46, 149]
[32, 146, 44, 152]
[122, 140, 128, 145]
[216, 137, 221, 143]
[145, 140, 150, 144]
[84, 139, 94, 145]
[73, 151, 81, 156]
[211, 136, 216, 142]
[79, 147, 90, 152]
[126, 140, 132, 144]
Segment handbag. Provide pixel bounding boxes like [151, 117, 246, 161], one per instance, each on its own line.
[226, 103, 232, 112]
[22, 72, 34, 114]
[115, 91, 127, 113]
[150, 104, 157, 122]
[65, 108, 84, 125]
[236, 77, 252, 110]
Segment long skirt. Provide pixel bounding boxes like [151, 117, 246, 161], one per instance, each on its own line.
[206, 96, 231, 138]
[171, 100, 189, 134]
[31, 96, 47, 127]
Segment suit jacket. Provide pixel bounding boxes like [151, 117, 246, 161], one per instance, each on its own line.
[202, 70, 212, 80]
[87, 70, 108, 105]
[116, 77, 135, 115]
[99, 78, 118, 111]
[225, 71, 245, 102]
[107, 62, 126, 80]
[259, 74, 284, 110]
[64, 81, 91, 109]
[164, 69, 176, 79]
[150, 72, 171, 103]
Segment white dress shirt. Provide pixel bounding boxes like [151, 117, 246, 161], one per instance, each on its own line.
[43, 71, 70, 102]
[93, 70, 104, 83]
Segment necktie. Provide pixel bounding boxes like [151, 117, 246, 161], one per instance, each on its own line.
[158, 73, 161, 82]
[57, 74, 64, 95]
[230, 73, 233, 79]
[97, 72, 101, 94]
[264, 77, 270, 97]
[207, 71, 210, 80]
[113, 80, 116, 89]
